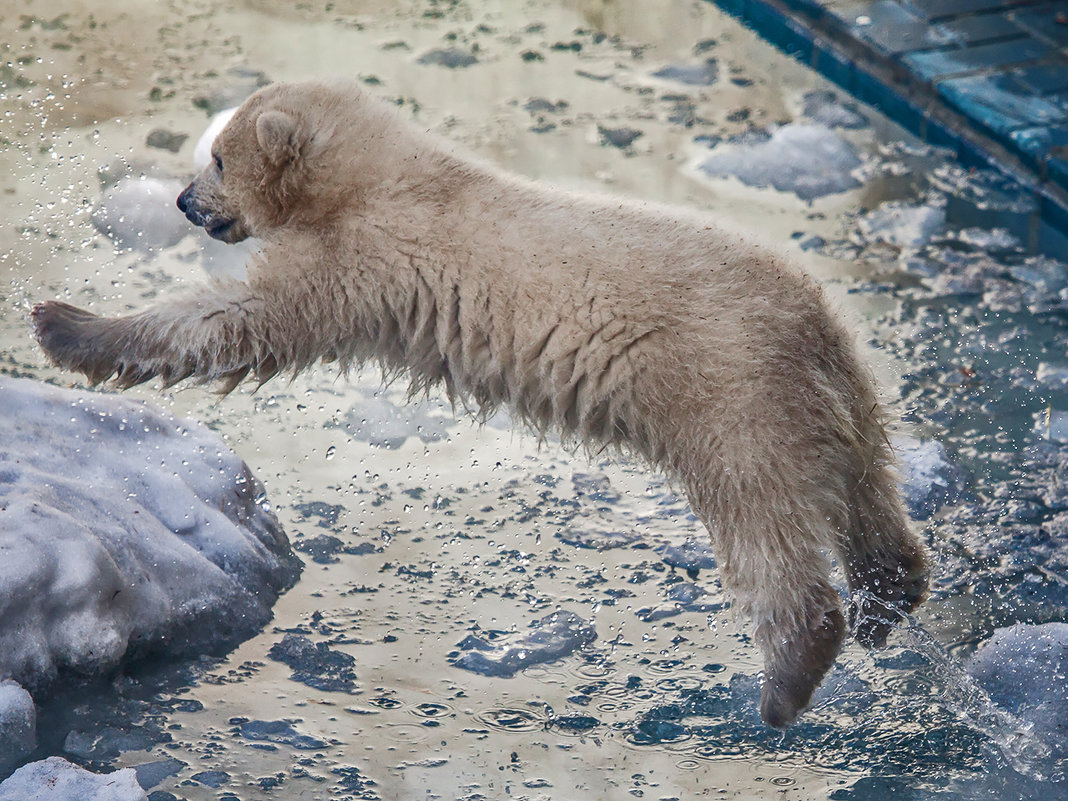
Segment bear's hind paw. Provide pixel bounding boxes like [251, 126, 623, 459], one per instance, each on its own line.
[759, 607, 845, 728]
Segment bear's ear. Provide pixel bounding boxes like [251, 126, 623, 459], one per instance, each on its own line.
[256, 110, 301, 164]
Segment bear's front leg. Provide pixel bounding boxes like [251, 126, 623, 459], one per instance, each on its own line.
[32, 280, 289, 393]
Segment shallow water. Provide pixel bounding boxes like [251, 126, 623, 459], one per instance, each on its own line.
[3, 1, 1067, 799]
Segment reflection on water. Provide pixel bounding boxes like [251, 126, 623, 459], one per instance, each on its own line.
[2, 0, 1067, 799]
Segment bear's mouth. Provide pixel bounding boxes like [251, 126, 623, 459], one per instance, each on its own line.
[206, 218, 249, 244]
[207, 220, 235, 240]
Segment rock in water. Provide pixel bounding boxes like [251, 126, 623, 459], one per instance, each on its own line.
[0, 376, 300, 694]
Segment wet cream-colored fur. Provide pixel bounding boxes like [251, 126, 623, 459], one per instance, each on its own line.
[33, 80, 928, 728]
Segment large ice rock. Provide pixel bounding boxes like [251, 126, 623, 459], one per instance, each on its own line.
[966, 623, 1068, 758]
[0, 757, 146, 801]
[697, 123, 862, 200]
[0, 376, 300, 695]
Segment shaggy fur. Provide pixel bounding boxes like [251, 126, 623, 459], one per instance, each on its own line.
[33, 80, 929, 728]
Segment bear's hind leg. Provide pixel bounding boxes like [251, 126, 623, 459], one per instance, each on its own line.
[704, 496, 848, 728]
[839, 462, 929, 648]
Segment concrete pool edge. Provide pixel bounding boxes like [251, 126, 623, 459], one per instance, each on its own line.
[703, 0, 1068, 258]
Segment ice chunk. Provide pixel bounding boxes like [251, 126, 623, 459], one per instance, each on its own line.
[0, 376, 300, 695]
[857, 202, 945, 248]
[450, 611, 596, 677]
[891, 435, 968, 519]
[91, 177, 188, 252]
[636, 581, 723, 622]
[0, 681, 35, 772]
[697, 124, 862, 200]
[658, 538, 717, 574]
[193, 107, 237, 171]
[1036, 363, 1068, 391]
[1009, 257, 1068, 295]
[0, 757, 147, 801]
[966, 623, 1068, 757]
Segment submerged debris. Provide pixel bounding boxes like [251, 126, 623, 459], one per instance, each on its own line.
[268, 634, 359, 693]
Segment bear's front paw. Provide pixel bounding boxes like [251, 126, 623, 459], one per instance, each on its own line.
[32, 301, 101, 365]
[759, 607, 845, 728]
[31, 300, 142, 386]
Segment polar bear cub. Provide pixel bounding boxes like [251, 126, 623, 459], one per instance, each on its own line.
[33, 80, 928, 727]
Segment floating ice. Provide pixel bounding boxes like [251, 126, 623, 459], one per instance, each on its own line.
[1036, 363, 1068, 391]
[0, 681, 35, 772]
[1035, 408, 1068, 443]
[967, 623, 1068, 758]
[857, 202, 945, 249]
[1009, 257, 1068, 295]
[658, 538, 717, 574]
[417, 48, 478, 69]
[0, 757, 146, 801]
[697, 124, 862, 200]
[652, 59, 718, 86]
[800, 90, 868, 129]
[451, 611, 596, 677]
[636, 581, 722, 622]
[340, 387, 456, 448]
[0, 376, 300, 697]
[892, 435, 968, 519]
[90, 177, 189, 252]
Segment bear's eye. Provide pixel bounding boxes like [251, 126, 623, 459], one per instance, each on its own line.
[213, 153, 223, 173]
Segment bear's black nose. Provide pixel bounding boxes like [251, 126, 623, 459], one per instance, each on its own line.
[176, 185, 192, 214]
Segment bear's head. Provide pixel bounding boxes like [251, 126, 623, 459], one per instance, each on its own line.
[177, 81, 393, 244]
